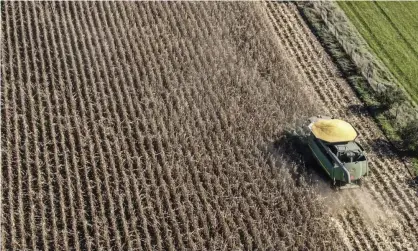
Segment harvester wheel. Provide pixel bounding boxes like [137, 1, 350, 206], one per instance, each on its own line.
[331, 180, 343, 190]
[331, 178, 337, 190]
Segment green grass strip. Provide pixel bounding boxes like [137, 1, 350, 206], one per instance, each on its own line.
[339, 1, 418, 103]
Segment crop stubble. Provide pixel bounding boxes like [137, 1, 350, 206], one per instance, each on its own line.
[2, 1, 417, 250]
[1, 2, 344, 250]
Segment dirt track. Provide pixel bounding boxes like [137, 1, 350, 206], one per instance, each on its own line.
[266, 2, 417, 250]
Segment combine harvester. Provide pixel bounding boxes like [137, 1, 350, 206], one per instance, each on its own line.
[307, 116, 369, 189]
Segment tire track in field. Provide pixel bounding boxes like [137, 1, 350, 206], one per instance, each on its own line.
[265, 2, 418, 250]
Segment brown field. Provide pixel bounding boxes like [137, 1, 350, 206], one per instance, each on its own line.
[1, 1, 417, 250]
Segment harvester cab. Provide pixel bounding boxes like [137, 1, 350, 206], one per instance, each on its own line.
[306, 116, 369, 189]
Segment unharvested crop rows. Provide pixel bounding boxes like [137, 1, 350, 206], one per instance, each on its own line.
[1, 2, 345, 250]
[266, 2, 418, 250]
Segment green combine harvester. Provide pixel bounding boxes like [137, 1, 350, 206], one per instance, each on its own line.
[307, 116, 369, 189]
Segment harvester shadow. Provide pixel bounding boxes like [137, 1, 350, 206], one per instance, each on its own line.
[267, 131, 332, 187]
[407, 177, 418, 190]
[347, 104, 368, 116]
[368, 138, 396, 157]
[369, 138, 418, 184]
[348, 104, 387, 116]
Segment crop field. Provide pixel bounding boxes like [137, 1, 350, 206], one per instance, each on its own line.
[339, 1, 418, 102]
[1, 1, 417, 250]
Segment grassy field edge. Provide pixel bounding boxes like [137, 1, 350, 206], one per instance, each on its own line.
[339, 1, 418, 103]
[295, 2, 418, 176]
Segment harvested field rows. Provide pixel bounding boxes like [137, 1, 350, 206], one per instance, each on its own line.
[2, 1, 417, 250]
[1, 2, 342, 250]
[266, 2, 418, 250]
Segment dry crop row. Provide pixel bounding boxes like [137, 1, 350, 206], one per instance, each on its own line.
[1, 2, 341, 250]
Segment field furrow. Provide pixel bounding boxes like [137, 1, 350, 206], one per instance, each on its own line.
[18, 2, 48, 249]
[159, 4, 249, 248]
[55, 4, 102, 249]
[160, 4, 251, 248]
[2, 2, 415, 250]
[2, 4, 17, 249]
[126, 3, 217, 249]
[77, 3, 133, 249]
[40, 5, 82, 249]
[61, 2, 113, 248]
[46, 5, 96, 249]
[28, 3, 64, 249]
